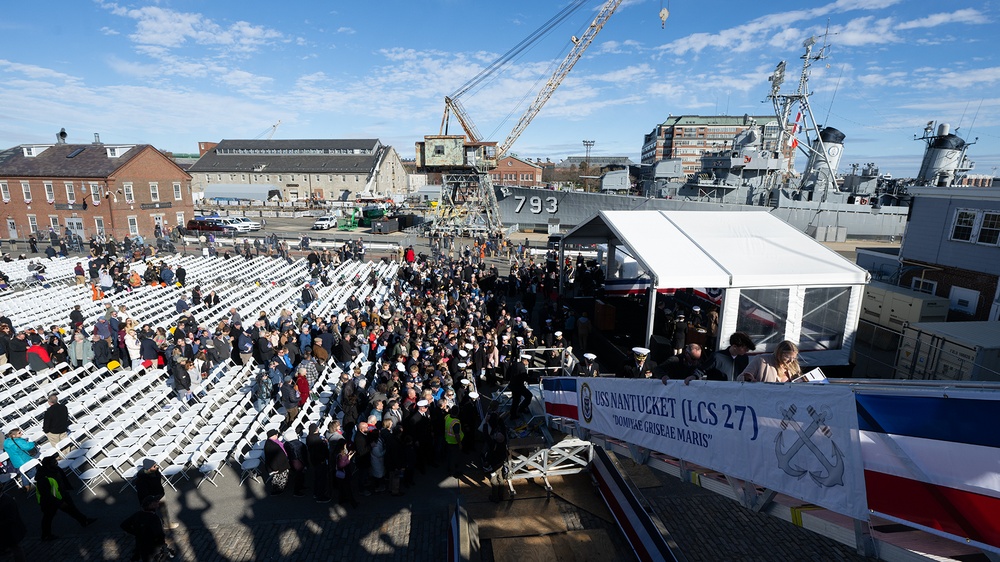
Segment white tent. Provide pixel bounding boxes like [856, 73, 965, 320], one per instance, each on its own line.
[562, 210, 870, 365]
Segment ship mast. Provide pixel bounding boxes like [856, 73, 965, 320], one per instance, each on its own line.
[767, 36, 838, 201]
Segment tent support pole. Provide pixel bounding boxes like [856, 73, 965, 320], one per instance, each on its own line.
[645, 274, 657, 348]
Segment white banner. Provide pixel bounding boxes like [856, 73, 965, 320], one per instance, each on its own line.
[573, 378, 867, 520]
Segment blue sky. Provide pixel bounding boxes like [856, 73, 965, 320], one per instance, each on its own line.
[1, 0, 997, 178]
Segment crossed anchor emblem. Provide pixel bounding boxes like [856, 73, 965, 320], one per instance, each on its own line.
[775, 404, 845, 487]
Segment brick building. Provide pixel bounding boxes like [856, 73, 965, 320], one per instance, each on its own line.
[641, 115, 785, 175]
[0, 140, 193, 241]
[898, 186, 1000, 321]
[490, 156, 543, 187]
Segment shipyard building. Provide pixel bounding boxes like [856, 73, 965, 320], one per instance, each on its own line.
[188, 139, 409, 203]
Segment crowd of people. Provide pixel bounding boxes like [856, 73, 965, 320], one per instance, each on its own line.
[0, 227, 588, 557]
[0, 223, 807, 560]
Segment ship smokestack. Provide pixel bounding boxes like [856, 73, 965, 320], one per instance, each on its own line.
[800, 126, 845, 198]
[917, 123, 973, 187]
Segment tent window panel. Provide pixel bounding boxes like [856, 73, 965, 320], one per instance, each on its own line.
[799, 287, 850, 351]
[736, 289, 788, 352]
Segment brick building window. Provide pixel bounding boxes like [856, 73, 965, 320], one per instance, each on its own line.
[0, 182, 9, 201]
[149, 182, 159, 202]
[94, 217, 105, 235]
[44, 182, 55, 202]
[65, 183, 76, 203]
[173, 182, 183, 200]
[123, 183, 134, 203]
[127, 216, 139, 236]
[21, 181, 31, 202]
[27, 215, 37, 233]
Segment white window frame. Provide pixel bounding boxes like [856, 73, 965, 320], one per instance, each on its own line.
[127, 216, 139, 236]
[49, 216, 59, 229]
[44, 182, 55, 201]
[94, 217, 106, 236]
[976, 211, 1000, 246]
[149, 182, 159, 202]
[173, 182, 182, 200]
[123, 182, 134, 203]
[65, 182, 76, 203]
[27, 215, 37, 234]
[950, 209, 977, 242]
[911, 278, 938, 295]
[175, 212, 185, 226]
[0, 182, 8, 201]
[949, 286, 980, 315]
[21, 181, 32, 202]
[949, 208, 1000, 246]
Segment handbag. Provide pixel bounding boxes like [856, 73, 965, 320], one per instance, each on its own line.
[335, 469, 346, 479]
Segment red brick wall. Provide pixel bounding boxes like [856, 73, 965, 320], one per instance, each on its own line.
[900, 261, 999, 321]
[0, 146, 192, 241]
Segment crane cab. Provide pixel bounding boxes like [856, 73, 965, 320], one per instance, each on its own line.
[415, 135, 497, 171]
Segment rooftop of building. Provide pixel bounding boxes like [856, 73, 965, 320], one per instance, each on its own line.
[658, 115, 778, 127]
[0, 143, 150, 178]
[189, 138, 390, 174]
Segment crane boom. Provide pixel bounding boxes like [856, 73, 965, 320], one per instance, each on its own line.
[497, 0, 623, 159]
[440, 97, 483, 142]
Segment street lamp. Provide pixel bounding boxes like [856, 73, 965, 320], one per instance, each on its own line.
[583, 140, 595, 191]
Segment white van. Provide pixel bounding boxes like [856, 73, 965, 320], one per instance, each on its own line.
[311, 216, 337, 230]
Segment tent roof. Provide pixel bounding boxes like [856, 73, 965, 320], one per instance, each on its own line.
[202, 183, 278, 200]
[563, 210, 869, 288]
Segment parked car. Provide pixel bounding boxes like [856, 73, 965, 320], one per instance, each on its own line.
[229, 217, 262, 231]
[186, 218, 236, 234]
[311, 216, 337, 230]
[214, 217, 251, 233]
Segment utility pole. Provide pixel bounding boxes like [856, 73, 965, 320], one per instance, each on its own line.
[583, 140, 595, 192]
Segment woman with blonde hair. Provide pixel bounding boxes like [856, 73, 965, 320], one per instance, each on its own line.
[739, 340, 801, 383]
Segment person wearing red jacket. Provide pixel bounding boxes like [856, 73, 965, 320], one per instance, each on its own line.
[26, 341, 54, 373]
[295, 367, 310, 407]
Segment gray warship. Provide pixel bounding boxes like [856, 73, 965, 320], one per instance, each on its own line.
[496, 39, 976, 239]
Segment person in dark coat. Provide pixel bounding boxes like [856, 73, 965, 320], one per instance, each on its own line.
[0, 491, 27, 562]
[91, 335, 113, 368]
[263, 430, 290, 495]
[508, 353, 533, 418]
[306, 423, 331, 503]
[7, 331, 28, 370]
[458, 391, 481, 454]
[132, 459, 177, 531]
[283, 431, 308, 497]
[35, 454, 96, 540]
[120, 495, 170, 562]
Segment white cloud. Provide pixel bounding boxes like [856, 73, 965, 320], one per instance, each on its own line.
[829, 16, 900, 46]
[100, 26, 119, 36]
[100, 3, 282, 53]
[337, 27, 355, 35]
[896, 8, 986, 30]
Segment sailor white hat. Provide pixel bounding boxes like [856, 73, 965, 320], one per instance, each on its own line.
[468, 391, 480, 399]
[632, 347, 650, 355]
[520, 353, 532, 360]
[554, 331, 563, 337]
[417, 399, 429, 407]
[583, 353, 597, 360]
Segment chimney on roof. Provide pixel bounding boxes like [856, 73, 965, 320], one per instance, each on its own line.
[93, 133, 101, 144]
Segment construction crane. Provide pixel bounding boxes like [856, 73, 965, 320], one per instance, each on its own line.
[418, 0, 624, 235]
[253, 120, 282, 140]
